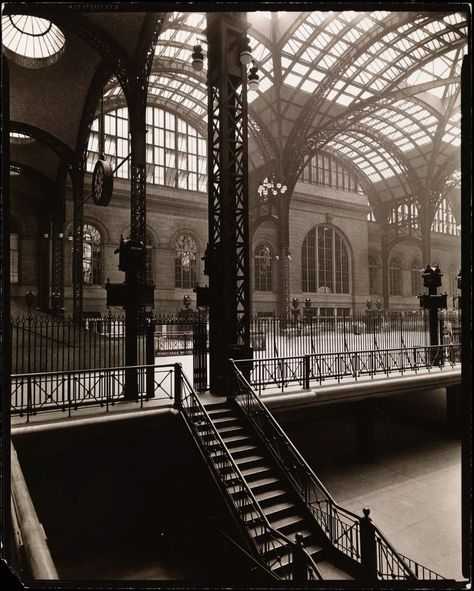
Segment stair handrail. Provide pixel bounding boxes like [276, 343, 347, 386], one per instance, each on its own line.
[11, 443, 59, 579]
[230, 361, 425, 581]
[177, 370, 322, 580]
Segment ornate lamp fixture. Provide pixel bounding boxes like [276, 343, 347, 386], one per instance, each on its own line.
[191, 44, 204, 71]
[240, 37, 252, 66]
[257, 174, 287, 199]
[248, 60, 259, 91]
[191, 38, 258, 93]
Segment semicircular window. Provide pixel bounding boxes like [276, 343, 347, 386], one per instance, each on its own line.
[2, 15, 65, 69]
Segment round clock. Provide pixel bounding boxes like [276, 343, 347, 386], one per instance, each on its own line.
[92, 159, 113, 206]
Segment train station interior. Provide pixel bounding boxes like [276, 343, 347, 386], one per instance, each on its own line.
[1, 4, 471, 588]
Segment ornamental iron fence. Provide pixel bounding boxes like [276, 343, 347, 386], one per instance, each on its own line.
[10, 311, 460, 376]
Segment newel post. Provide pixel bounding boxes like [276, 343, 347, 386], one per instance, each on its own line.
[293, 532, 307, 583]
[360, 507, 377, 581]
[174, 363, 182, 409]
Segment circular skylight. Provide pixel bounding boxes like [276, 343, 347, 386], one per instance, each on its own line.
[2, 15, 65, 69]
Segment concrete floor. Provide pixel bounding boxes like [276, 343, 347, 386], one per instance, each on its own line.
[316, 425, 464, 581]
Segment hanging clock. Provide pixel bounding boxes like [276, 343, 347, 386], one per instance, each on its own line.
[92, 159, 113, 206]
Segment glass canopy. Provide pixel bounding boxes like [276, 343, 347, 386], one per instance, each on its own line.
[98, 9, 467, 204]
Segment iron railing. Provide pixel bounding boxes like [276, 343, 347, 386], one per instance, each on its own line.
[11, 310, 461, 374]
[11, 363, 176, 421]
[235, 343, 461, 396]
[230, 361, 445, 581]
[176, 366, 322, 581]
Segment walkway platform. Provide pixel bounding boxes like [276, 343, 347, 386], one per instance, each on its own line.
[11, 364, 462, 432]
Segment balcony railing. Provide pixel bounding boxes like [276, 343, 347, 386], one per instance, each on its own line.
[11, 363, 177, 421]
[234, 344, 461, 396]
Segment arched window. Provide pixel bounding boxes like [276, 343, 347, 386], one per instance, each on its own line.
[175, 234, 197, 289]
[432, 198, 460, 235]
[389, 257, 402, 296]
[411, 258, 422, 296]
[255, 244, 272, 291]
[368, 256, 378, 295]
[302, 226, 350, 294]
[83, 224, 102, 285]
[86, 106, 207, 191]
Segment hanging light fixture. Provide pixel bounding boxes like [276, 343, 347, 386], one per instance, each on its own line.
[257, 174, 287, 199]
[248, 60, 259, 92]
[191, 44, 204, 71]
[240, 36, 252, 66]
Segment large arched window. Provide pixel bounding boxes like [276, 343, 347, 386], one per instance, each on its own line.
[86, 106, 207, 191]
[83, 224, 102, 285]
[368, 256, 378, 295]
[389, 256, 402, 296]
[255, 244, 272, 292]
[411, 258, 422, 296]
[302, 226, 350, 294]
[175, 234, 197, 289]
[431, 198, 460, 235]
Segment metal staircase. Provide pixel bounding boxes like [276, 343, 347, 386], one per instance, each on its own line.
[176, 363, 447, 583]
[205, 401, 354, 580]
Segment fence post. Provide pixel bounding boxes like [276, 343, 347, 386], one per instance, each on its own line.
[293, 532, 307, 583]
[360, 507, 377, 581]
[174, 363, 182, 409]
[146, 318, 155, 399]
[304, 355, 310, 390]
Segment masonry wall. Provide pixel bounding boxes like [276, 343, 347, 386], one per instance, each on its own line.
[10, 174, 461, 317]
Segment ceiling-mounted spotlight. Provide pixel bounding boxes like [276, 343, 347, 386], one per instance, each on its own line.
[248, 61, 259, 92]
[192, 44, 204, 71]
[240, 37, 252, 66]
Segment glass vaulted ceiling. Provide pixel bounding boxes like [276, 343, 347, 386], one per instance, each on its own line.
[101, 10, 467, 195]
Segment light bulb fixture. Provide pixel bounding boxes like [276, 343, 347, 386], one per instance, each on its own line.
[248, 61, 259, 92]
[257, 174, 288, 199]
[191, 44, 204, 71]
[58, 233, 64, 238]
[240, 37, 252, 66]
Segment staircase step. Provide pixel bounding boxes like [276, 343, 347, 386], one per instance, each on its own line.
[247, 475, 281, 493]
[310, 559, 355, 580]
[228, 442, 259, 458]
[222, 434, 254, 446]
[211, 416, 241, 428]
[268, 513, 306, 533]
[255, 488, 291, 507]
[205, 402, 231, 411]
[240, 465, 273, 481]
[234, 455, 267, 471]
[261, 500, 296, 520]
[267, 542, 324, 573]
[200, 424, 245, 436]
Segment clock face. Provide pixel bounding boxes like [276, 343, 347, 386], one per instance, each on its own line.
[92, 159, 113, 206]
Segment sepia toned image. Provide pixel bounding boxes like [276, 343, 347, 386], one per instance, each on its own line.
[0, 3, 470, 589]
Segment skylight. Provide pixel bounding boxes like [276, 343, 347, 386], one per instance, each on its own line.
[2, 15, 65, 68]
